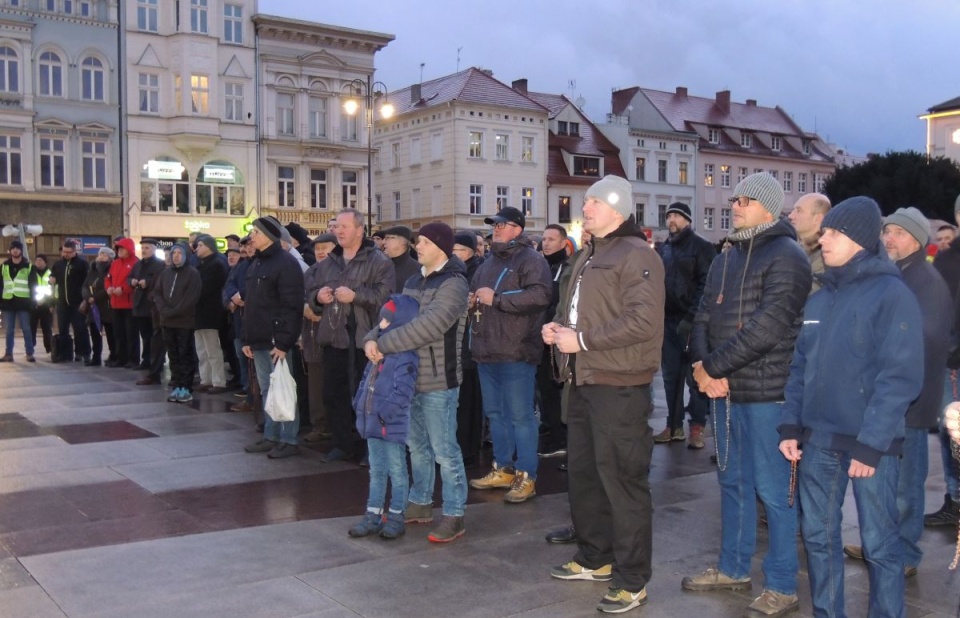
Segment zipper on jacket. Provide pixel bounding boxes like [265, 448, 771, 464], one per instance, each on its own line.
[429, 346, 438, 377]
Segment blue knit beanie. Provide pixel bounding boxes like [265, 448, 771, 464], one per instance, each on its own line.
[821, 196, 882, 253]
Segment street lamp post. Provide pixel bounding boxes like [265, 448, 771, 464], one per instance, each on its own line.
[343, 76, 393, 235]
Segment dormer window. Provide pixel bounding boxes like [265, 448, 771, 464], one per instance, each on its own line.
[573, 156, 600, 177]
[771, 136, 781, 151]
[708, 128, 720, 144]
[741, 133, 752, 148]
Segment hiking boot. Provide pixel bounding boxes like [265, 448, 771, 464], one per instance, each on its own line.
[175, 389, 193, 403]
[427, 515, 465, 543]
[904, 565, 918, 578]
[167, 387, 182, 402]
[545, 524, 577, 544]
[25, 355, 35, 363]
[267, 443, 300, 459]
[654, 427, 684, 443]
[0, 354, 13, 362]
[405, 501, 434, 523]
[550, 561, 613, 582]
[744, 589, 799, 617]
[379, 511, 406, 540]
[688, 424, 705, 449]
[244, 439, 277, 453]
[924, 493, 960, 527]
[348, 511, 385, 538]
[681, 566, 752, 591]
[84, 357, 101, 367]
[597, 587, 647, 614]
[229, 401, 255, 413]
[504, 470, 536, 503]
[842, 545, 864, 560]
[469, 464, 515, 489]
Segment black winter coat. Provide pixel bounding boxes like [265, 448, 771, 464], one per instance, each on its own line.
[155, 260, 201, 330]
[130, 255, 165, 318]
[691, 219, 812, 403]
[242, 242, 305, 352]
[658, 226, 716, 323]
[934, 237, 960, 337]
[195, 253, 228, 330]
[51, 255, 89, 308]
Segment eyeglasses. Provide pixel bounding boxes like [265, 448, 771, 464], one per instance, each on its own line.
[727, 196, 755, 207]
[492, 222, 520, 230]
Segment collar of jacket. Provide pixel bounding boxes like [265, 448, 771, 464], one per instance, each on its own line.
[820, 248, 896, 289]
[592, 215, 645, 245]
[255, 242, 282, 259]
[544, 248, 567, 266]
[667, 225, 693, 245]
[895, 247, 927, 273]
[490, 236, 529, 258]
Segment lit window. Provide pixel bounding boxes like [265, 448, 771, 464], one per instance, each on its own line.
[679, 161, 688, 185]
[190, 75, 208, 114]
[720, 165, 730, 188]
[521, 187, 533, 215]
[558, 196, 570, 223]
[573, 156, 600, 177]
[521, 136, 534, 162]
[635, 157, 646, 181]
[704, 163, 714, 187]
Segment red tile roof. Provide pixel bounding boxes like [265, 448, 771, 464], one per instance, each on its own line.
[386, 67, 549, 116]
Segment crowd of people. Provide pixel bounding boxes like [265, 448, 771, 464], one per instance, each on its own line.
[4, 173, 960, 616]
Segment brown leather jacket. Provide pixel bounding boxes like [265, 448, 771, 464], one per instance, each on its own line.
[554, 219, 665, 387]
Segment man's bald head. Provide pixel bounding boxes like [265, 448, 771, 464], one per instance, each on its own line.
[789, 193, 832, 240]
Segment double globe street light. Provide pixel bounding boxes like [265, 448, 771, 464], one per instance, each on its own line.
[342, 77, 393, 234]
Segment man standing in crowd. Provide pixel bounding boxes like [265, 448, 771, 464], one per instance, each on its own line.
[155, 242, 201, 403]
[839, 207, 952, 577]
[544, 175, 664, 614]
[787, 193, 831, 293]
[129, 238, 165, 382]
[780, 197, 923, 618]
[242, 217, 306, 459]
[381, 226, 420, 288]
[655, 202, 715, 449]
[935, 225, 956, 254]
[468, 206, 551, 503]
[30, 254, 54, 355]
[226, 236, 255, 414]
[285, 221, 316, 266]
[50, 240, 91, 362]
[364, 222, 470, 543]
[537, 223, 571, 457]
[301, 234, 337, 442]
[105, 237, 139, 368]
[193, 234, 228, 394]
[0, 240, 38, 362]
[682, 172, 811, 618]
[929, 194, 960, 528]
[452, 231, 484, 465]
[308, 208, 394, 463]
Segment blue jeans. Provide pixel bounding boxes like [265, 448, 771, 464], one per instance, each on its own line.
[234, 338, 249, 392]
[366, 437, 409, 514]
[661, 319, 707, 430]
[407, 388, 467, 517]
[714, 399, 797, 595]
[940, 369, 958, 496]
[253, 349, 300, 445]
[897, 428, 927, 569]
[3, 310, 34, 356]
[478, 361, 538, 478]
[800, 445, 903, 618]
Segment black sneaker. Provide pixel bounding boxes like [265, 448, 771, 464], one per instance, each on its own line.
[924, 493, 960, 527]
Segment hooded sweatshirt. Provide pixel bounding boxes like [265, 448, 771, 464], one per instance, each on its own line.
[105, 238, 139, 310]
[154, 243, 202, 329]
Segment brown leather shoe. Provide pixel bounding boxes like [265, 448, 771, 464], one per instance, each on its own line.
[194, 384, 212, 393]
[230, 401, 255, 413]
[136, 376, 160, 386]
[206, 386, 227, 395]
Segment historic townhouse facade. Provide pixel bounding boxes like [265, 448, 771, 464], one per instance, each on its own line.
[253, 15, 393, 236]
[520, 81, 626, 241]
[599, 93, 698, 244]
[123, 0, 258, 246]
[921, 95, 960, 166]
[610, 86, 835, 244]
[373, 68, 549, 233]
[0, 0, 121, 257]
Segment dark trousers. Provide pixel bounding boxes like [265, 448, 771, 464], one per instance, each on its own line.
[31, 307, 53, 352]
[133, 315, 152, 365]
[112, 309, 139, 366]
[148, 321, 166, 380]
[163, 327, 196, 390]
[322, 345, 366, 455]
[56, 304, 91, 358]
[661, 319, 708, 430]
[568, 382, 654, 592]
[288, 346, 309, 420]
[456, 366, 484, 465]
[219, 317, 240, 382]
[305, 360, 326, 429]
[536, 345, 565, 449]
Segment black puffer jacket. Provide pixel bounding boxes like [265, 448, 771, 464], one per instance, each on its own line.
[658, 226, 716, 323]
[195, 253, 228, 330]
[129, 255, 165, 319]
[242, 242, 305, 352]
[469, 237, 551, 365]
[691, 219, 811, 403]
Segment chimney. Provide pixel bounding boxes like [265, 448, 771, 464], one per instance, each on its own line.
[411, 83, 421, 104]
[716, 90, 730, 114]
[512, 78, 528, 95]
[676, 86, 687, 97]
[746, 99, 757, 107]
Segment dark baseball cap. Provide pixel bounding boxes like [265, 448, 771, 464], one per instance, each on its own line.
[484, 206, 525, 230]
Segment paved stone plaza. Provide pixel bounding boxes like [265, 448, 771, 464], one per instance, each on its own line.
[1, 337, 960, 617]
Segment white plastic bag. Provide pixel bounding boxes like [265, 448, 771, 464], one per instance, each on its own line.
[264, 358, 297, 422]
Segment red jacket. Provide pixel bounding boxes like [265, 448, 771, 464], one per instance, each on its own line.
[105, 237, 139, 310]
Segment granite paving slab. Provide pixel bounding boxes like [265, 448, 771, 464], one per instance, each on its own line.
[0, 585, 67, 618]
[0, 440, 168, 478]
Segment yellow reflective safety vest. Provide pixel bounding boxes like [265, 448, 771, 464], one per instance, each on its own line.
[1, 262, 30, 299]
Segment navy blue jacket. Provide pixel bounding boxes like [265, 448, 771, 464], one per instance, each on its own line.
[779, 250, 924, 467]
[353, 294, 420, 444]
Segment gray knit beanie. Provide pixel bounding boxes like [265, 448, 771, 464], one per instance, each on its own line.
[822, 196, 882, 253]
[585, 175, 633, 220]
[731, 172, 785, 218]
[884, 206, 930, 247]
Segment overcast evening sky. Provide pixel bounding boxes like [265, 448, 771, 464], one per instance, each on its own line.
[260, 0, 958, 158]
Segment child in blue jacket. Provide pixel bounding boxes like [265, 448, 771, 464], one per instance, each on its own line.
[349, 294, 420, 539]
